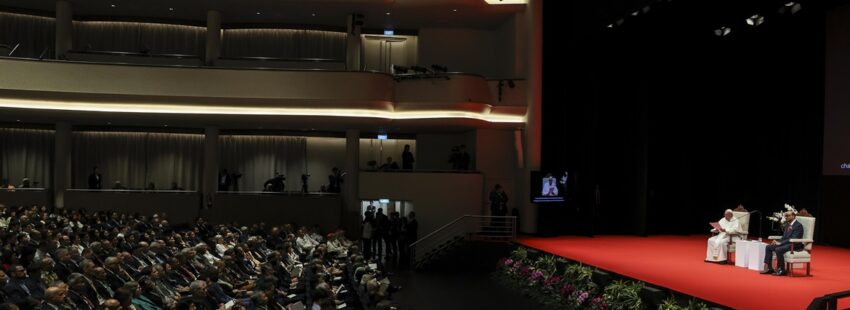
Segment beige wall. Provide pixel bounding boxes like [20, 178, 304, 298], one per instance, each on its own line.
[359, 171, 483, 238]
[305, 137, 346, 191]
[415, 132, 476, 170]
[418, 14, 523, 79]
[65, 190, 201, 224]
[475, 129, 520, 215]
[207, 193, 342, 232]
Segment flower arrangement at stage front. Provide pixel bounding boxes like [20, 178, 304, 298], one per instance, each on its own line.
[767, 203, 798, 229]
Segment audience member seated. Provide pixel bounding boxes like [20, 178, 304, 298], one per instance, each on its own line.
[0, 204, 395, 310]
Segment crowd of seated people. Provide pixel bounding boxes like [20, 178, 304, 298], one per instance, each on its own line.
[0, 204, 397, 310]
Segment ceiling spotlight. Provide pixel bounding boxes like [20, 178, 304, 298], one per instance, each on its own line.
[714, 26, 731, 37]
[452, 9, 458, 12]
[607, 23, 614, 28]
[311, 13, 316, 16]
[746, 14, 764, 26]
[616, 18, 625, 26]
[642, 6, 651, 14]
[779, 2, 802, 14]
[168, 7, 174, 11]
[110, 4, 116, 8]
[631, 11, 639, 16]
[256, 12, 261, 15]
[386, 12, 391, 16]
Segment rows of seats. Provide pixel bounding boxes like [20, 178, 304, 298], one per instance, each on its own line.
[0, 204, 396, 310]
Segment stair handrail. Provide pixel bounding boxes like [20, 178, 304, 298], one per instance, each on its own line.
[409, 215, 469, 248]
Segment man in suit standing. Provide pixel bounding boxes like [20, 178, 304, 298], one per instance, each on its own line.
[218, 169, 232, 191]
[88, 166, 102, 190]
[761, 211, 804, 276]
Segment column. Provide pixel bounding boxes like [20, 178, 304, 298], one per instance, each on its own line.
[53, 122, 72, 208]
[520, 0, 543, 234]
[346, 14, 363, 71]
[205, 10, 222, 66]
[55, 0, 73, 59]
[202, 127, 219, 210]
[344, 130, 361, 237]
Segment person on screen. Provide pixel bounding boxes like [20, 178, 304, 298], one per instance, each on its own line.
[541, 174, 558, 196]
[559, 171, 569, 195]
[88, 166, 102, 189]
[705, 209, 741, 263]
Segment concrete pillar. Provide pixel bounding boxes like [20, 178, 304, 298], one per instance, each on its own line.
[346, 14, 363, 71]
[203, 127, 220, 210]
[520, 0, 543, 234]
[55, 0, 73, 59]
[205, 10, 222, 66]
[53, 122, 72, 208]
[344, 130, 361, 237]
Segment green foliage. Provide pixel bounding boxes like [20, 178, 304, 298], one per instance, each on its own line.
[534, 255, 558, 275]
[656, 296, 710, 310]
[563, 263, 595, 291]
[511, 247, 528, 262]
[603, 280, 645, 310]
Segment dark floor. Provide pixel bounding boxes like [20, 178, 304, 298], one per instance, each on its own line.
[388, 269, 531, 310]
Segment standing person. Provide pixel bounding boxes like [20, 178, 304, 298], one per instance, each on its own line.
[405, 212, 418, 266]
[401, 145, 414, 170]
[374, 208, 389, 259]
[88, 166, 102, 189]
[386, 212, 400, 261]
[217, 169, 231, 191]
[489, 184, 508, 227]
[459, 145, 471, 170]
[361, 213, 374, 260]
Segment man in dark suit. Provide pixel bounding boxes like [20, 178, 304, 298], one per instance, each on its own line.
[218, 169, 232, 191]
[3, 264, 43, 309]
[88, 166, 102, 190]
[761, 211, 804, 276]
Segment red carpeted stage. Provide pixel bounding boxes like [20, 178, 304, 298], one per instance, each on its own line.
[518, 235, 850, 310]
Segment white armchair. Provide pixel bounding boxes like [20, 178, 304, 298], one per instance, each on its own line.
[768, 211, 815, 277]
[726, 208, 751, 263]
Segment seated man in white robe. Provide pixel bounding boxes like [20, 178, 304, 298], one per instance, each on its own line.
[541, 175, 559, 196]
[705, 209, 742, 263]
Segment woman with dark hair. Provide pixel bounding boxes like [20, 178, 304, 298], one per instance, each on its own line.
[113, 287, 136, 310]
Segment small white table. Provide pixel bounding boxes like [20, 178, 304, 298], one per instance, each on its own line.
[734, 239, 750, 268]
[746, 240, 767, 272]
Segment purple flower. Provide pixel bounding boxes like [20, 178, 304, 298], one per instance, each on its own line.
[544, 275, 562, 287]
[560, 283, 575, 297]
[519, 266, 531, 276]
[530, 270, 544, 281]
[504, 258, 514, 267]
[590, 297, 606, 309]
[576, 291, 589, 304]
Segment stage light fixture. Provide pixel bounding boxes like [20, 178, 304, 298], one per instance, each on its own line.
[616, 18, 625, 26]
[779, 2, 802, 14]
[642, 6, 651, 14]
[606, 23, 614, 29]
[714, 26, 731, 37]
[746, 14, 764, 26]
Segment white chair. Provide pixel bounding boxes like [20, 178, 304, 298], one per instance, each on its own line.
[726, 209, 751, 263]
[768, 211, 815, 277]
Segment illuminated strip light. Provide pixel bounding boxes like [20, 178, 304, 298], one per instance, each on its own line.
[0, 98, 525, 123]
[484, 0, 528, 4]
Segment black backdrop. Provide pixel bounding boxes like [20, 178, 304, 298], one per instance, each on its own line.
[539, 0, 850, 245]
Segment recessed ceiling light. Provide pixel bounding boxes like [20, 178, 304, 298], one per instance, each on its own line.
[110, 4, 116, 8]
[107, 122, 112, 125]
[16, 119, 20, 122]
[311, 13, 316, 17]
[452, 9, 458, 12]
[256, 12, 261, 15]
[386, 12, 391, 15]
[163, 124, 169, 127]
[169, 7, 174, 11]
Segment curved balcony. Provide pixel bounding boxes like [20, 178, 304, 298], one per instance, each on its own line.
[0, 57, 526, 129]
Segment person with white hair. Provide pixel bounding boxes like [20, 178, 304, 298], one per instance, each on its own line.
[705, 209, 742, 263]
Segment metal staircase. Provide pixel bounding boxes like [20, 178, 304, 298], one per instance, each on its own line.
[409, 215, 516, 269]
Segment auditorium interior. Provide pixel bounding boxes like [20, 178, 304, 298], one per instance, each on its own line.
[2, 0, 850, 309]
